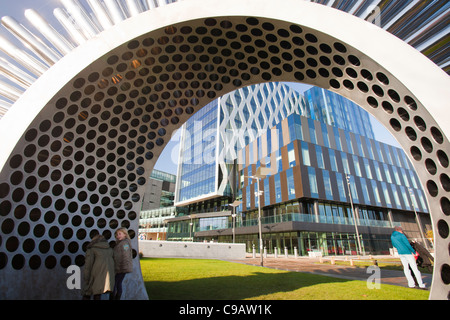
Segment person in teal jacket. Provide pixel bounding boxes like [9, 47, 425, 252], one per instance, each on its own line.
[391, 226, 426, 288]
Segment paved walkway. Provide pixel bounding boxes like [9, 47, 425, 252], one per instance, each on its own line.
[231, 254, 432, 289]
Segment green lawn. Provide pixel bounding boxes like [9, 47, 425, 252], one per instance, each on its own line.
[141, 258, 429, 300]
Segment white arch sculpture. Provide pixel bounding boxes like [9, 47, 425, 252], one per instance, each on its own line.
[0, 0, 448, 300]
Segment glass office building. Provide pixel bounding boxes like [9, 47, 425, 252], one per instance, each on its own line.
[167, 84, 431, 255]
[231, 112, 430, 255]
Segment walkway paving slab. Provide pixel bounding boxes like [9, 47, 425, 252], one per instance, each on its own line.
[230, 255, 432, 289]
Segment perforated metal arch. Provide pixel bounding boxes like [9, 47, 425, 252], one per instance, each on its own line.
[0, 8, 448, 300]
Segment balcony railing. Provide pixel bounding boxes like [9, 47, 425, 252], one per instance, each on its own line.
[233, 213, 396, 229]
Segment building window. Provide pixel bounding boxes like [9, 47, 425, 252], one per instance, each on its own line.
[391, 166, 401, 185]
[301, 141, 311, 166]
[383, 144, 393, 165]
[308, 167, 318, 198]
[344, 132, 353, 154]
[335, 172, 347, 202]
[374, 141, 384, 162]
[277, 122, 284, 147]
[400, 168, 411, 188]
[347, 175, 359, 204]
[321, 123, 330, 148]
[276, 149, 282, 172]
[400, 186, 411, 210]
[390, 184, 402, 209]
[246, 185, 250, 210]
[333, 127, 342, 151]
[286, 168, 296, 200]
[295, 116, 303, 141]
[381, 182, 392, 208]
[275, 173, 282, 202]
[329, 149, 338, 172]
[383, 164, 392, 183]
[363, 158, 373, 179]
[417, 189, 428, 213]
[288, 143, 296, 167]
[360, 178, 371, 204]
[373, 161, 382, 181]
[323, 170, 333, 200]
[308, 118, 317, 144]
[288, 115, 303, 142]
[353, 155, 362, 177]
[316, 145, 325, 169]
[264, 178, 270, 206]
[364, 137, 375, 160]
[355, 135, 364, 157]
[371, 180, 382, 206]
[341, 152, 350, 174]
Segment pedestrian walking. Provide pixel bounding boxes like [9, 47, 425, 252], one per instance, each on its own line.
[82, 233, 115, 300]
[391, 226, 426, 289]
[111, 227, 133, 300]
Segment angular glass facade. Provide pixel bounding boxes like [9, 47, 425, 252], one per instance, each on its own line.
[175, 100, 219, 204]
[303, 87, 375, 139]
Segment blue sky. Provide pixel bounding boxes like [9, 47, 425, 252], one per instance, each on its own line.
[1, 1, 400, 175]
[1, 0, 61, 24]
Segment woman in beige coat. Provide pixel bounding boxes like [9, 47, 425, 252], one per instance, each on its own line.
[111, 228, 133, 300]
[82, 234, 115, 300]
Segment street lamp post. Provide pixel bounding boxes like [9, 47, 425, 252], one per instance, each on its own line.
[189, 215, 193, 242]
[229, 200, 242, 244]
[346, 174, 362, 255]
[245, 167, 271, 267]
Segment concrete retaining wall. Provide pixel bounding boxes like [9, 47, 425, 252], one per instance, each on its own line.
[139, 240, 246, 260]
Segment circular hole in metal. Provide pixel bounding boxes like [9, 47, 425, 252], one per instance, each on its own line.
[430, 126, 444, 144]
[390, 119, 401, 132]
[427, 180, 438, 197]
[405, 127, 417, 141]
[425, 158, 437, 175]
[12, 255, 25, 270]
[357, 82, 368, 93]
[367, 96, 378, 108]
[388, 89, 401, 103]
[361, 69, 373, 81]
[441, 264, 450, 285]
[404, 95, 417, 111]
[437, 220, 449, 239]
[441, 197, 450, 216]
[437, 150, 449, 168]
[414, 116, 426, 131]
[397, 107, 410, 121]
[440, 173, 450, 192]
[421, 137, 433, 153]
[376, 72, 389, 85]
[372, 85, 384, 97]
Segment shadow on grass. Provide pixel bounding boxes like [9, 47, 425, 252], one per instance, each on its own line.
[144, 270, 350, 300]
